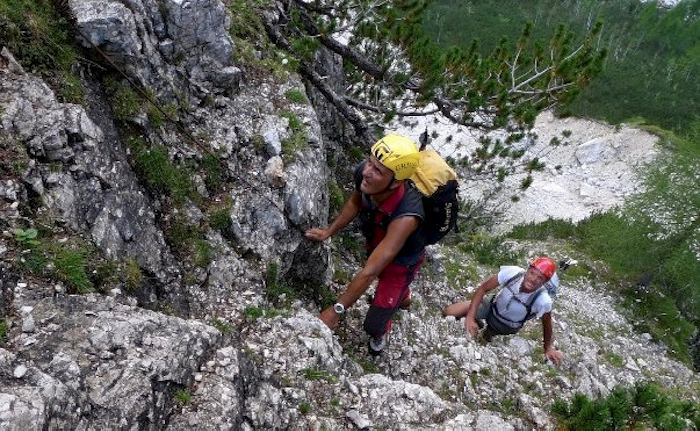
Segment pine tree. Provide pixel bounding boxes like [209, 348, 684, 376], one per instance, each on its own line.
[262, 0, 606, 185]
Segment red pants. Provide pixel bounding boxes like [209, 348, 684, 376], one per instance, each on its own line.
[363, 255, 424, 338]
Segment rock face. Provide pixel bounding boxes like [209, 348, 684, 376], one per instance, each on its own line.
[0, 293, 220, 429]
[0, 49, 178, 285]
[70, 0, 240, 100]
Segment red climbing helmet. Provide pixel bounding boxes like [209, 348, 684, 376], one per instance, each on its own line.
[530, 256, 557, 280]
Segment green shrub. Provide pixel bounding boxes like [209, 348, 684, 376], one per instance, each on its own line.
[93, 260, 118, 289]
[553, 383, 700, 430]
[243, 307, 264, 321]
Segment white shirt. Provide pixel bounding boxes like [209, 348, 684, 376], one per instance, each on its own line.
[493, 266, 555, 327]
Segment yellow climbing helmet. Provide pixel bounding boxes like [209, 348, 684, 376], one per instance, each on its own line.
[370, 134, 420, 180]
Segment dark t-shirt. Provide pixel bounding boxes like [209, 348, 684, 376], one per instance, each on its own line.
[354, 162, 425, 266]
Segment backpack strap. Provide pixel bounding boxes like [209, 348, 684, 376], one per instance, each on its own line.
[489, 271, 524, 314]
[490, 271, 547, 327]
[520, 286, 546, 325]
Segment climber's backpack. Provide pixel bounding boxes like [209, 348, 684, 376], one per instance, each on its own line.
[410, 148, 460, 245]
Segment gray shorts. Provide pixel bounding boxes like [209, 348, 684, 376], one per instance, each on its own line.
[478, 294, 521, 336]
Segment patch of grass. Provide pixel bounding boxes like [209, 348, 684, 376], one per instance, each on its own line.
[243, 306, 264, 320]
[93, 259, 118, 289]
[165, 216, 201, 254]
[354, 356, 379, 374]
[124, 258, 142, 292]
[201, 154, 224, 193]
[337, 232, 365, 261]
[621, 287, 695, 364]
[444, 254, 477, 288]
[332, 268, 352, 284]
[301, 367, 337, 382]
[602, 351, 624, 368]
[0, 0, 83, 103]
[243, 306, 286, 321]
[128, 137, 195, 204]
[298, 401, 311, 415]
[552, 383, 700, 430]
[0, 320, 7, 345]
[279, 110, 308, 161]
[174, 389, 192, 406]
[457, 233, 522, 267]
[211, 318, 232, 334]
[0, 136, 29, 177]
[328, 178, 345, 216]
[265, 262, 297, 306]
[194, 239, 212, 268]
[508, 218, 578, 240]
[284, 88, 307, 104]
[145, 95, 179, 128]
[208, 205, 232, 232]
[53, 246, 93, 294]
[58, 72, 84, 105]
[109, 81, 141, 121]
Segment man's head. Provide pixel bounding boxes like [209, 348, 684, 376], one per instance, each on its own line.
[360, 135, 420, 195]
[521, 256, 557, 293]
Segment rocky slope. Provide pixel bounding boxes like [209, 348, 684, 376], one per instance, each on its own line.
[0, 0, 697, 430]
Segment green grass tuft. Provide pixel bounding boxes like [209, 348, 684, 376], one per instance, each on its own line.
[279, 110, 308, 161]
[174, 389, 192, 405]
[211, 318, 232, 334]
[128, 137, 195, 204]
[0, 320, 7, 345]
[284, 88, 307, 104]
[54, 247, 93, 294]
[124, 258, 142, 292]
[457, 233, 522, 267]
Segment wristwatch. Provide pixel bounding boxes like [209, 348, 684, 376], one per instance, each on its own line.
[333, 302, 346, 314]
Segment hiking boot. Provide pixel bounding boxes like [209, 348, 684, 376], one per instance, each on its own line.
[368, 336, 386, 356]
[399, 291, 412, 310]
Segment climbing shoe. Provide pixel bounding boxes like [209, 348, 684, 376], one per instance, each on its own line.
[368, 336, 386, 356]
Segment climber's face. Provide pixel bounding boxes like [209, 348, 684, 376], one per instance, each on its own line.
[521, 266, 548, 293]
[360, 156, 395, 195]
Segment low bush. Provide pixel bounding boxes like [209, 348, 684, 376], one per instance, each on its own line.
[552, 383, 700, 430]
